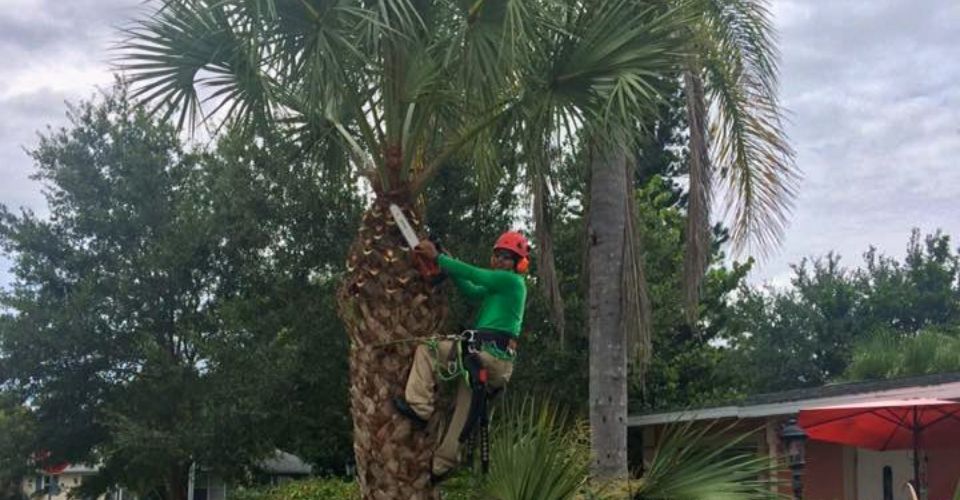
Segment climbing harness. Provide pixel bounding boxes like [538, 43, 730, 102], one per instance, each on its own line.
[362, 329, 516, 474]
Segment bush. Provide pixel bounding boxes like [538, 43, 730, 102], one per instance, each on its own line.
[228, 475, 477, 500]
[230, 478, 359, 500]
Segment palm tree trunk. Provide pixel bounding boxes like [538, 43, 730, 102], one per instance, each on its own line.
[587, 146, 629, 479]
[682, 69, 712, 325]
[338, 202, 448, 499]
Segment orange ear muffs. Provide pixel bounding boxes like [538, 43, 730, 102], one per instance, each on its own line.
[515, 257, 530, 274]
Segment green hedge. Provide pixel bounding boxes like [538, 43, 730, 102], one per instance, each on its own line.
[230, 476, 475, 500]
[231, 479, 359, 500]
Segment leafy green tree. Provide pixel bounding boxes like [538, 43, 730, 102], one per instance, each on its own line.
[722, 254, 868, 392]
[195, 128, 362, 473]
[0, 393, 35, 499]
[723, 230, 960, 392]
[857, 230, 960, 333]
[0, 87, 361, 499]
[635, 176, 751, 411]
[0, 87, 212, 498]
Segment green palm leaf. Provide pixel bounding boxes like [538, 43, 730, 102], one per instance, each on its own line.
[679, 0, 798, 322]
[685, 0, 798, 254]
[479, 397, 590, 500]
[634, 421, 781, 499]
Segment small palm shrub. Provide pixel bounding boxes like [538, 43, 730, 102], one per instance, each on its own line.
[478, 397, 590, 500]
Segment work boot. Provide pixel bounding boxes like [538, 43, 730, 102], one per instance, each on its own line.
[393, 397, 428, 430]
[430, 470, 453, 485]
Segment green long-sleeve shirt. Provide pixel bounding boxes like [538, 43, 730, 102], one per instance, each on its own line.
[437, 254, 526, 357]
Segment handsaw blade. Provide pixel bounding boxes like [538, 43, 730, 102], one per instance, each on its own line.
[389, 204, 420, 249]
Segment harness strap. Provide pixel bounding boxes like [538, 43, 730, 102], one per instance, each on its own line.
[458, 347, 488, 444]
[430, 330, 509, 474]
[469, 329, 519, 355]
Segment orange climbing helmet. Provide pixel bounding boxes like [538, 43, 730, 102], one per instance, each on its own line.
[494, 231, 531, 273]
[494, 231, 530, 258]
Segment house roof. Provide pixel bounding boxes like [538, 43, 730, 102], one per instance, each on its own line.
[257, 450, 313, 476]
[61, 464, 99, 474]
[629, 372, 960, 427]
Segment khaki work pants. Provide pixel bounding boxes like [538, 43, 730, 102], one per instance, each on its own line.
[404, 340, 513, 475]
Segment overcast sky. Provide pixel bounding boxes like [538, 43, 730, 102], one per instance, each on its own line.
[1, 0, 959, 289]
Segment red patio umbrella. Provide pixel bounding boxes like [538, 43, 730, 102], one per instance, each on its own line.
[798, 398, 960, 497]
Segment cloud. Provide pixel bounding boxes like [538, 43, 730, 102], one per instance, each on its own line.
[746, 0, 960, 283]
[0, 0, 143, 287]
[0, 0, 140, 206]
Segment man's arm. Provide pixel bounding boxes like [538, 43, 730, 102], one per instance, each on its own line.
[414, 241, 510, 300]
[451, 277, 487, 302]
[437, 255, 515, 290]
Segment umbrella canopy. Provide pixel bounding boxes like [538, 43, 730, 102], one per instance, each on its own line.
[799, 398, 960, 498]
[798, 398, 960, 450]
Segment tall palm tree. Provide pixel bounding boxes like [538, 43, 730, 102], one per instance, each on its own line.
[585, 0, 798, 479]
[120, 0, 691, 497]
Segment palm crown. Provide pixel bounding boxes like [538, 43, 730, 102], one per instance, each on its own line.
[123, 0, 695, 194]
[122, 0, 795, 301]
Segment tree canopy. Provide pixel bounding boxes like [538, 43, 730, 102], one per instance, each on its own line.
[0, 85, 361, 496]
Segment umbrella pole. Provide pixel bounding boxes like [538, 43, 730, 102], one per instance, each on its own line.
[912, 406, 921, 500]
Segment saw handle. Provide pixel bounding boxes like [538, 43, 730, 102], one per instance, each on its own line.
[413, 240, 445, 283]
[412, 253, 442, 280]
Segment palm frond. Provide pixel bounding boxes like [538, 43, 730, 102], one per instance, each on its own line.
[454, 0, 542, 102]
[409, 97, 516, 194]
[686, 0, 799, 254]
[118, 0, 240, 129]
[707, 59, 797, 255]
[261, 1, 373, 108]
[533, 171, 566, 342]
[695, 0, 781, 95]
[623, 161, 653, 373]
[547, 0, 689, 137]
[479, 397, 589, 500]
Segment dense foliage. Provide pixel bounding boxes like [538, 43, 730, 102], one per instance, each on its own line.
[723, 230, 960, 393]
[0, 86, 360, 496]
[1, 83, 955, 495]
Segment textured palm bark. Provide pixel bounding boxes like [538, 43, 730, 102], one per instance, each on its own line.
[337, 202, 447, 500]
[682, 70, 712, 324]
[587, 146, 629, 479]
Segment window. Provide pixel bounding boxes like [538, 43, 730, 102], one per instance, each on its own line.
[34, 475, 49, 494]
[33, 475, 57, 494]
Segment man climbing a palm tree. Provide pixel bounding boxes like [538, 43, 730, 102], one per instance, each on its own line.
[394, 231, 530, 480]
